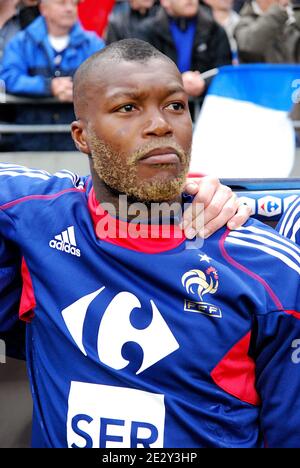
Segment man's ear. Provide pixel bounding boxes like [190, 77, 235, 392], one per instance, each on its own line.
[71, 120, 90, 155]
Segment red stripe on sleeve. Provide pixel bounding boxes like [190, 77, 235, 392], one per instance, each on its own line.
[211, 331, 261, 406]
[19, 258, 36, 322]
[284, 310, 300, 320]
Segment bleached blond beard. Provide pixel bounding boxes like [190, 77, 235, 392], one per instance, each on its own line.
[89, 131, 191, 202]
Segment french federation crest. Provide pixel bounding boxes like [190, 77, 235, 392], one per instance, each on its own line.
[181, 266, 222, 318]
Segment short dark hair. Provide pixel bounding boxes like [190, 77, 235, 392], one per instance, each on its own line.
[79, 38, 172, 71]
[98, 38, 169, 62]
[73, 39, 176, 118]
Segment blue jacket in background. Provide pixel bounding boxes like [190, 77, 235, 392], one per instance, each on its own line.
[0, 16, 105, 151]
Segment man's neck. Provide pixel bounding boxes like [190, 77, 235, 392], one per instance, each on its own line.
[213, 9, 231, 26]
[252, 1, 267, 14]
[46, 20, 72, 37]
[132, 7, 148, 15]
[91, 168, 183, 224]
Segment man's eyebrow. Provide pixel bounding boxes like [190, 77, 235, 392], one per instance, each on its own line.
[163, 85, 186, 95]
[107, 85, 185, 101]
[107, 90, 144, 101]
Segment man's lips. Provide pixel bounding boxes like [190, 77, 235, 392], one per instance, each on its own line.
[138, 147, 180, 165]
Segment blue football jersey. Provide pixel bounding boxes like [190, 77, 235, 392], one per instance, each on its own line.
[0, 163, 300, 448]
[277, 196, 300, 245]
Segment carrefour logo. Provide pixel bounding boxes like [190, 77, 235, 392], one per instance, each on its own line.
[61, 288, 179, 374]
[258, 196, 282, 217]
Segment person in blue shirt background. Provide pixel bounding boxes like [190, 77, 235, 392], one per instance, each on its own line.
[138, 0, 232, 105]
[0, 0, 104, 151]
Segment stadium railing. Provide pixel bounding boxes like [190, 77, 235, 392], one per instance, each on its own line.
[0, 93, 299, 135]
[0, 94, 71, 135]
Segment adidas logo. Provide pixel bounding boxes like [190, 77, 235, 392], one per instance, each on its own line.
[49, 226, 81, 257]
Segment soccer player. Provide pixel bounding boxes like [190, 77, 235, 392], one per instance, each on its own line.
[0, 39, 299, 448]
[277, 197, 300, 245]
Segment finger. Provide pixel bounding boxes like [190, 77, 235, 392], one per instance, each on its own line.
[200, 194, 239, 238]
[187, 175, 223, 207]
[182, 200, 206, 238]
[227, 203, 252, 230]
[183, 222, 204, 239]
[202, 184, 233, 226]
[181, 195, 204, 231]
[183, 225, 198, 239]
[182, 181, 200, 195]
[181, 179, 203, 229]
[181, 176, 222, 229]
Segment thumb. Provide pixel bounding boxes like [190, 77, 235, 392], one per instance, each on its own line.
[183, 181, 199, 195]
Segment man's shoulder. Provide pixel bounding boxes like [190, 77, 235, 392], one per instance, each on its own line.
[0, 163, 88, 208]
[21, 15, 46, 41]
[3, 14, 21, 34]
[70, 21, 105, 48]
[277, 196, 300, 244]
[2, 25, 27, 50]
[222, 218, 299, 311]
[140, 7, 168, 33]
[4, 16, 48, 52]
[239, 2, 257, 19]
[108, 4, 130, 24]
[224, 218, 300, 271]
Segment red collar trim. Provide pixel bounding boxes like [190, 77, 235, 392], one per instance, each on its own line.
[88, 187, 186, 253]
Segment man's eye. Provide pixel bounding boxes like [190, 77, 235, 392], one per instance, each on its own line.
[166, 102, 185, 111]
[118, 104, 136, 113]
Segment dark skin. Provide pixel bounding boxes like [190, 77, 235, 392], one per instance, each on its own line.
[71, 56, 251, 237]
[72, 58, 193, 222]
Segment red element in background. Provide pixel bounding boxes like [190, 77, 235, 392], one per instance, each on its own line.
[78, 0, 115, 37]
[188, 173, 205, 178]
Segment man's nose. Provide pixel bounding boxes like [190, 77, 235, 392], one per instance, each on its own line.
[142, 110, 173, 137]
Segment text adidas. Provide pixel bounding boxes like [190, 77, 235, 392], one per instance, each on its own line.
[49, 226, 81, 257]
[49, 239, 81, 257]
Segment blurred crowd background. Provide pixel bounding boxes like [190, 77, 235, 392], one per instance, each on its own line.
[0, 0, 299, 174]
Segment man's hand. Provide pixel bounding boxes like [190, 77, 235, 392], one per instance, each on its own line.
[182, 71, 206, 97]
[182, 176, 252, 239]
[51, 77, 73, 102]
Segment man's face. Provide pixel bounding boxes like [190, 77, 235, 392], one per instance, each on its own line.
[40, 0, 78, 31]
[0, 0, 18, 8]
[129, 0, 155, 10]
[257, 0, 278, 11]
[78, 58, 193, 203]
[204, 0, 233, 10]
[21, 0, 39, 6]
[164, 0, 199, 18]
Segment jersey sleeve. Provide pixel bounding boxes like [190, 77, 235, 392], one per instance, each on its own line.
[251, 309, 300, 447]
[0, 163, 89, 358]
[0, 226, 24, 359]
[223, 219, 300, 447]
[276, 197, 300, 245]
[0, 163, 89, 206]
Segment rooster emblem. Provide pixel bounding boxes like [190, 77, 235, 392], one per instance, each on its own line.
[182, 267, 219, 301]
